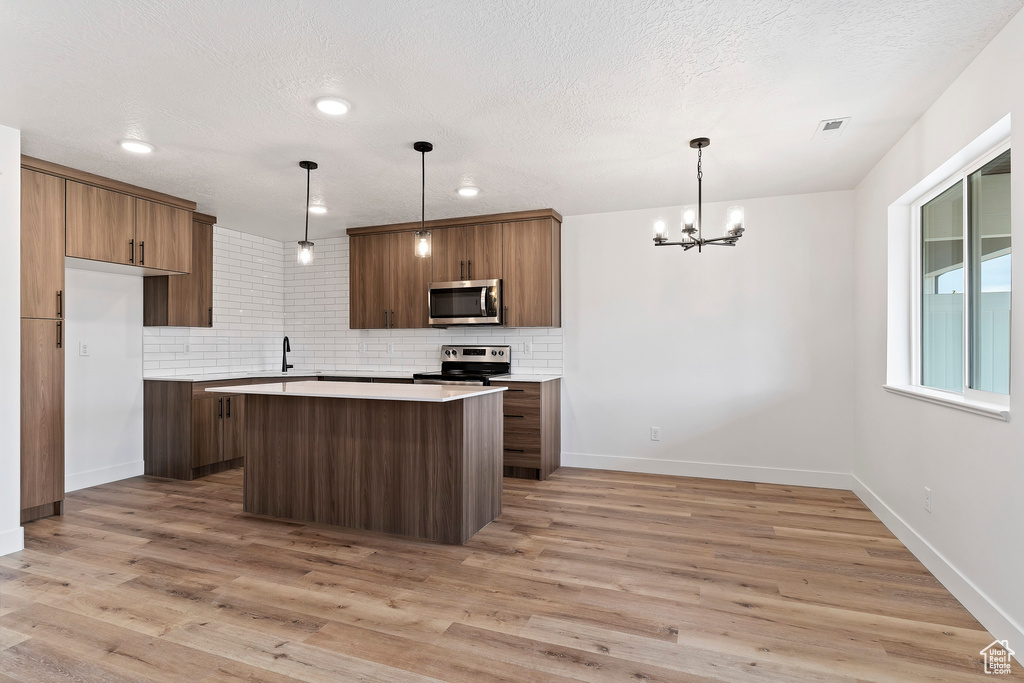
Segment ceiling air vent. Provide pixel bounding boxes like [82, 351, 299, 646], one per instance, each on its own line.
[813, 117, 851, 140]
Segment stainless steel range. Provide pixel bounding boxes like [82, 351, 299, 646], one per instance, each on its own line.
[412, 345, 511, 386]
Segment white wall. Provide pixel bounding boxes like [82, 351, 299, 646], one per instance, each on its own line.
[561, 191, 856, 486]
[0, 125, 21, 555]
[852, 9, 1024, 651]
[64, 269, 144, 490]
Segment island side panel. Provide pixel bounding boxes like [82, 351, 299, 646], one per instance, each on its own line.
[243, 393, 474, 544]
[460, 392, 504, 542]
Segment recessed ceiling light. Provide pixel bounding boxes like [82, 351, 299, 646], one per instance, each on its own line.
[308, 205, 328, 214]
[457, 186, 480, 197]
[120, 139, 154, 154]
[315, 97, 351, 116]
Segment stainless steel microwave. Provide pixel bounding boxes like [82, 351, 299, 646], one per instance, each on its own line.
[428, 279, 502, 327]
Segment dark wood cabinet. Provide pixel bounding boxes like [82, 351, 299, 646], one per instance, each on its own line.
[389, 231, 431, 328]
[21, 318, 64, 521]
[502, 218, 561, 328]
[135, 198, 192, 273]
[21, 169, 65, 320]
[491, 379, 560, 480]
[348, 210, 560, 329]
[144, 216, 215, 327]
[145, 377, 310, 480]
[65, 180, 136, 265]
[350, 234, 390, 329]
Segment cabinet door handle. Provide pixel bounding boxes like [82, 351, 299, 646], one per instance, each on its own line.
[219, 397, 223, 418]
[506, 388, 526, 392]
[506, 414, 526, 418]
[129, 239, 135, 264]
[468, 260, 472, 279]
[460, 261, 464, 280]
[57, 290, 62, 318]
[56, 321, 62, 349]
[208, 307, 213, 326]
[390, 310, 394, 328]
[384, 310, 388, 328]
[504, 448, 526, 453]
[140, 241, 145, 265]
[226, 397, 231, 418]
[503, 305, 508, 327]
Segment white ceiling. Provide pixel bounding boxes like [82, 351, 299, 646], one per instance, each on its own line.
[2, 0, 1021, 241]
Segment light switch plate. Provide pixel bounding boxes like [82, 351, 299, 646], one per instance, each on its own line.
[79, 342, 90, 357]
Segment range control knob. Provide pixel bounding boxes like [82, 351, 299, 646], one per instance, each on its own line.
[491, 350, 497, 356]
[451, 349, 457, 356]
[444, 350, 451, 356]
[499, 350, 504, 356]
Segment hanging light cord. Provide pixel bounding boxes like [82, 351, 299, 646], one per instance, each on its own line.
[304, 165, 311, 243]
[696, 143, 703, 245]
[421, 148, 426, 231]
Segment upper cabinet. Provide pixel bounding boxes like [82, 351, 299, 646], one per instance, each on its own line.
[21, 169, 65, 320]
[23, 156, 195, 275]
[502, 218, 560, 328]
[144, 215, 216, 327]
[348, 209, 561, 329]
[350, 232, 431, 329]
[65, 181, 136, 265]
[135, 198, 192, 272]
[431, 223, 502, 282]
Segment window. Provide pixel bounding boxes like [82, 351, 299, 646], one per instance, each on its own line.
[914, 144, 1011, 397]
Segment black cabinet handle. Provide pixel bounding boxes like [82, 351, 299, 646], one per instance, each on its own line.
[57, 290, 62, 318]
[219, 397, 223, 418]
[226, 397, 231, 418]
[384, 310, 388, 328]
[506, 388, 526, 393]
[460, 261, 464, 279]
[390, 310, 394, 328]
[468, 260, 472, 279]
[208, 307, 213, 326]
[129, 239, 135, 264]
[140, 241, 145, 265]
[503, 306, 508, 327]
[56, 321, 62, 349]
[506, 414, 526, 418]
[504, 448, 526, 453]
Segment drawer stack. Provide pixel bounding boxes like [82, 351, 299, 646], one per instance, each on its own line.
[491, 379, 560, 480]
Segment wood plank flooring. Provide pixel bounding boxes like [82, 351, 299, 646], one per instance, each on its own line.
[1, 467, 1018, 682]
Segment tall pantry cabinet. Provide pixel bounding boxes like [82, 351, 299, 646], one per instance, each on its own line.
[20, 168, 66, 522]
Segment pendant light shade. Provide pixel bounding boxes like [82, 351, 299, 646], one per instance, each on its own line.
[413, 141, 433, 258]
[297, 160, 318, 265]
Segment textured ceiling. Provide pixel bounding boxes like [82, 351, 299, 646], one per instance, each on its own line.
[1, 0, 1021, 241]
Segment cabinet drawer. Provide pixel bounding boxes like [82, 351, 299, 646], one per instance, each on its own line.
[503, 448, 541, 469]
[493, 382, 541, 401]
[504, 423, 541, 452]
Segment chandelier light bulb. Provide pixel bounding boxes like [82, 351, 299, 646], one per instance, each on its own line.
[654, 219, 666, 238]
[416, 235, 430, 258]
[297, 241, 315, 265]
[682, 209, 695, 227]
[730, 208, 744, 225]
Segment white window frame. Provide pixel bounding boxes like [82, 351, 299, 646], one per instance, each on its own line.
[909, 138, 1011, 407]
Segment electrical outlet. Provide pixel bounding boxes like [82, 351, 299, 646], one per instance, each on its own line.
[183, 343, 191, 355]
[650, 427, 661, 441]
[523, 341, 533, 356]
[924, 486, 932, 513]
[359, 341, 368, 355]
[388, 342, 396, 356]
[79, 342, 90, 357]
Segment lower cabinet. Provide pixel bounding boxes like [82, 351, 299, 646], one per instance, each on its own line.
[21, 318, 65, 522]
[145, 377, 309, 480]
[491, 379, 560, 480]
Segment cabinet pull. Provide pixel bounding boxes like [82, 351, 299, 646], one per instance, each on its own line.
[56, 321, 62, 349]
[140, 241, 145, 265]
[219, 397, 223, 418]
[468, 260, 472, 279]
[390, 310, 394, 328]
[504, 448, 526, 453]
[57, 290, 62, 318]
[208, 307, 213, 326]
[129, 239, 135, 264]
[506, 414, 526, 418]
[384, 310, 388, 328]
[506, 388, 526, 393]
[460, 261, 464, 280]
[226, 397, 231, 418]
[503, 305, 508, 327]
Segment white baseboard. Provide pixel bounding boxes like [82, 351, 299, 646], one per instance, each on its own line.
[851, 476, 1024, 658]
[560, 452, 854, 489]
[65, 460, 144, 492]
[0, 526, 24, 556]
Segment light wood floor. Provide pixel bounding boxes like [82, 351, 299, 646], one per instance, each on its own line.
[1, 467, 1018, 682]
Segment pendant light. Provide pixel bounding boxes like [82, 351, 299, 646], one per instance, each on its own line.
[652, 138, 745, 252]
[297, 160, 317, 265]
[413, 141, 433, 258]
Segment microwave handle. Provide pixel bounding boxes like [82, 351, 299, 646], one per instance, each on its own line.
[480, 288, 487, 316]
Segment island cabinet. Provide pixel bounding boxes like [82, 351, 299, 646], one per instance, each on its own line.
[144, 213, 216, 327]
[144, 376, 313, 480]
[491, 379, 560, 480]
[348, 209, 561, 329]
[349, 231, 431, 329]
[431, 223, 502, 282]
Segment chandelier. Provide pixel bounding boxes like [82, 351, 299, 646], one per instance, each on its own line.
[653, 137, 745, 252]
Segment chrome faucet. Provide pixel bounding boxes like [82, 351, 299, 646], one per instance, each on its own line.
[282, 336, 293, 373]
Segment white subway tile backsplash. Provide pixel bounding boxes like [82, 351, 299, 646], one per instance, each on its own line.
[144, 229, 561, 377]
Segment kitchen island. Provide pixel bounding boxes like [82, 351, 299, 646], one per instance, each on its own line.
[212, 380, 505, 544]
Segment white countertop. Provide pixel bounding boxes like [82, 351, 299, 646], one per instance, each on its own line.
[209, 380, 507, 403]
[147, 369, 561, 383]
[490, 374, 561, 383]
[145, 371, 320, 382]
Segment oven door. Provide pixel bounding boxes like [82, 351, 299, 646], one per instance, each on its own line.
[428, 279, 502, 326]
[413, 378, 486, 386]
